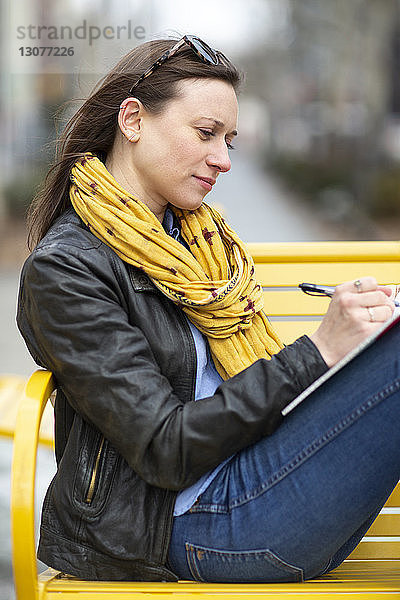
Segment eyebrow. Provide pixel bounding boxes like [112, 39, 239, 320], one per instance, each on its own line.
[196, 117, 238, 137]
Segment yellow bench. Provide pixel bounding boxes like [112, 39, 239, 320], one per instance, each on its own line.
[11, 240, 400, 599]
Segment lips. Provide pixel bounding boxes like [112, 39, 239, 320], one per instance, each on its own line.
[193, 176, 216, 191]
[195, 176, 216, 186]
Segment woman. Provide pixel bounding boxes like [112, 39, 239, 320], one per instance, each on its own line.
[17, 35, 400, 583]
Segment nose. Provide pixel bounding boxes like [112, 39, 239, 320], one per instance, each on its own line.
[206, 142, 231, 174]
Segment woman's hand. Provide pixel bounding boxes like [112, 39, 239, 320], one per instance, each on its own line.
[310, 277, 395, 368]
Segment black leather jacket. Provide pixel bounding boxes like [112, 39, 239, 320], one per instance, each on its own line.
[17, 209, 328, 581]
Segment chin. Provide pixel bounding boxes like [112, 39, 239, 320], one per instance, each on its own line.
[172, 196, 206, 212]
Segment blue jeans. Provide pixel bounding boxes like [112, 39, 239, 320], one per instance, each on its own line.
[167, 322, 400, 582]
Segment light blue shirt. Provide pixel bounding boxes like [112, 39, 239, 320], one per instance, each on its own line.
[161, 208, 232, 516]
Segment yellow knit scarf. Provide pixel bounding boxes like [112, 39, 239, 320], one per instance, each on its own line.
[69, 153, 283, 379]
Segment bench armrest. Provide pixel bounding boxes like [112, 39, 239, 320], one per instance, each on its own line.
[11, 370, 55, 600]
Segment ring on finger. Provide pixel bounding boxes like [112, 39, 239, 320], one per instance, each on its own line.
[367, 307, 375, 322]
[354, 279, 362, 293]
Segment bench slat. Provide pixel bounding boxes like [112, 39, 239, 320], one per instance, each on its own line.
[269, 320, 321, 343]
[385, 482, 400, 507]
[366, 513, 400, 536]
[247, 241, 400, 262]
[38, 563, 400, 598]
[349, 539, 400, 559]
[262, 291, 330, 316]
[254, 262, 400, 287]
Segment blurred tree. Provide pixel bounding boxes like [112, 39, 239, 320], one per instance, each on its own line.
[241, 0, 400, 226]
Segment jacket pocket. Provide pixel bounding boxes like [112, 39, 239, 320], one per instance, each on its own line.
[72, 422, 119, 520]
[185, 542, 304, 583]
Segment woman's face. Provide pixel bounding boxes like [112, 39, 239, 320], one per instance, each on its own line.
[125, 78, 238, 218]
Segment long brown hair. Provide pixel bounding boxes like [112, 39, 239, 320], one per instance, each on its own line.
[27, 37, 243, 249]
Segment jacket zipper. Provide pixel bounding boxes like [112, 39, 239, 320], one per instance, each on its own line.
[85, 436, 105, 504]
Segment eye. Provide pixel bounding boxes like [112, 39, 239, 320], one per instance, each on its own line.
[199, 129, 235, 150]
[199, 128, 214, 139]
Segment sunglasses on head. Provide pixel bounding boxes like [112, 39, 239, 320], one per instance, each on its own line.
[128, 35, 230, 94]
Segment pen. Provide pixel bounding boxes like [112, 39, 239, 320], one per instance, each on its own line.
[299, 283, 335, 297]
[299, 282, 400, 307]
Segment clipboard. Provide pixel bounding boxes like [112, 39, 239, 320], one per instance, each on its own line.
[281, 311, 400, 417]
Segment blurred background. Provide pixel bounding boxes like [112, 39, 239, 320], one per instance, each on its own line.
[1, 0, 400, 598]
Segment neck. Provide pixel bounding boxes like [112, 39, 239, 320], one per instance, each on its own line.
[105, 146, 167, 223]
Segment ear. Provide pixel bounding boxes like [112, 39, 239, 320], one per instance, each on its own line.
[118, 97, 145, 142]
